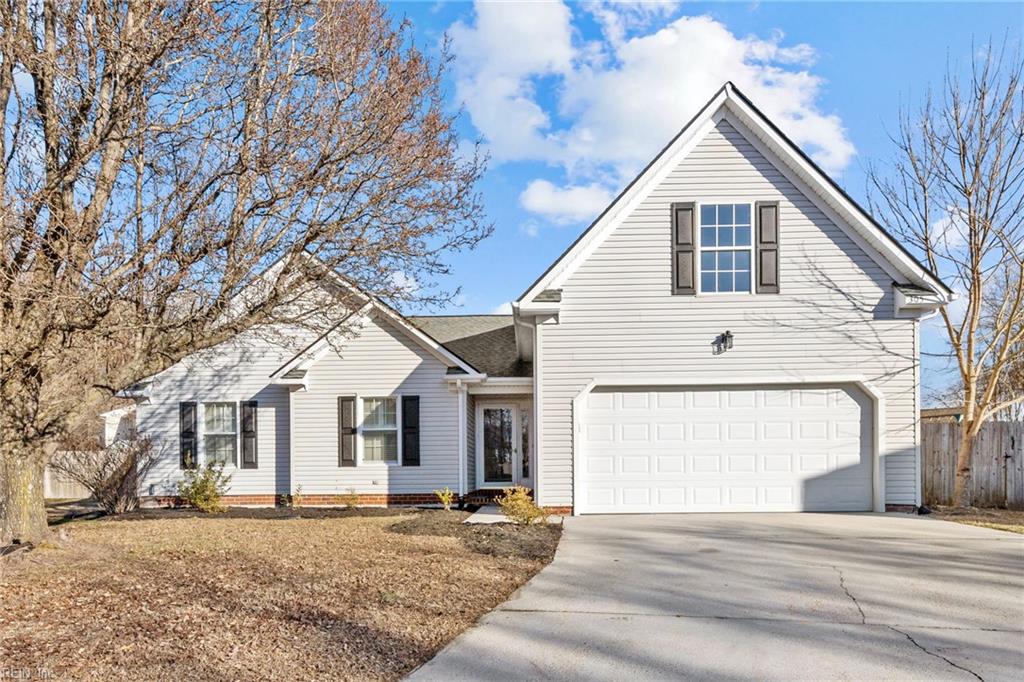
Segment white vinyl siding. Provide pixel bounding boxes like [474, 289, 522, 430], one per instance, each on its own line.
[291, 314, 460, 494]
[536, 118, 919, 508]
[135, 327, 304, 497]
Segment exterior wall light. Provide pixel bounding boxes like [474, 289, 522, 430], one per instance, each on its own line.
[712, 330, 734, 355]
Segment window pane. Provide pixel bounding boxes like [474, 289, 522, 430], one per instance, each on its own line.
[735, 251, 751, 269]
[701, 252, 716, 270]
[718, 272, 733, 292]
[735, 271, 751, 292]
[718, 204, 733, 224]
[701, 205, 716, 225]
[205, 434, 236, 466]
[735, 225, 751, 246]
[204, 403, 236, 434]
[735, 204, 751, 224]
[718, 251, 733, 270]
[364, 431, 398, 462]
[701, 272, 717, 293]
[718, 226, 733, 246]
[701, 226, 716, 247]
[363, 398, 396, 428]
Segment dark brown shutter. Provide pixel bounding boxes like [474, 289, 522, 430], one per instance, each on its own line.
[179, 402, 197, 470]
[240, 401, 258, 469]
[756, 201, 780, 294]
[338, 397, 356, 467]
[671, 202, 696, 295]
[401, 395, 420, 466]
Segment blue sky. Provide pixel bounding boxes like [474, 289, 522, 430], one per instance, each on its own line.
[393, 1, 1023, 400]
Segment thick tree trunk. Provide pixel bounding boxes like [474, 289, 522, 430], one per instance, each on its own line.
[0, 449, 50, 545]
[952, 426, 975, 508]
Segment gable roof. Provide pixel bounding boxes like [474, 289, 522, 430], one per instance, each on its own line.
[407, 315, 531, 378]
[269, 301, 484, 380]
[516, 82, 951, 306]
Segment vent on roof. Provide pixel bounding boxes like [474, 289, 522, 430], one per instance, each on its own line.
[282, 368, 307, 380]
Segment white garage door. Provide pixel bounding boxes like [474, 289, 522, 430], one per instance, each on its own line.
[578, 386, 872, 513]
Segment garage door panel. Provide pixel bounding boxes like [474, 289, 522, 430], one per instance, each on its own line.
[578, 386, 872, 514]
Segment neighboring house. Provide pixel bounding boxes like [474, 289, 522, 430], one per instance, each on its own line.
[101, 405, 137, 447]
[128, 83, 951, 514]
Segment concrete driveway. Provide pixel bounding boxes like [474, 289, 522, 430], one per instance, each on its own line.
[409, 513, 1023, 681]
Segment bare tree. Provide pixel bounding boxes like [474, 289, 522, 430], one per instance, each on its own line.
[869, 43, 1024, 507]
[0, 1, 489, 543]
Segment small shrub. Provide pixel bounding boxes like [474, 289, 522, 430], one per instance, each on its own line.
[340, 487, 359, 509]
[434, 486, 456, 511]
[177, 462, 232, 513]
[291, 484, 304, 508]
[496, 486, 547, 525]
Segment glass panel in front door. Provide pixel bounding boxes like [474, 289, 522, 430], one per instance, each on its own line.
[483, 407, 514, 483]
[520, 409, 530, 480]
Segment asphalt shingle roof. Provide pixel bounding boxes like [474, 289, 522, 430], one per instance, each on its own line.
[407, 315, 531, 378]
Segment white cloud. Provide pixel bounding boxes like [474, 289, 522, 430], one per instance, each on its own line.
[585, 0, 680, 46]
[520, 221, 542, 238]
[449, 0, 574, 161]
[520, 179, 613, 224]
[450, 2, 856, 226]
[930, 206, 968, 251]
[491, 301, 513, 314]
[389, 271, 420, 296]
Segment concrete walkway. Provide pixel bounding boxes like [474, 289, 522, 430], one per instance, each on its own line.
[409, 513, 1024, 681]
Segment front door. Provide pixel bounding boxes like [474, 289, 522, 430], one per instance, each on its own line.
[481, 404, 518, 487]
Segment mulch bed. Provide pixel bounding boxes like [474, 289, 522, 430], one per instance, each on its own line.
[0, 508, 561, 680]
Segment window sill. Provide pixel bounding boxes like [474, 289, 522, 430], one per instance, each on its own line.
[692, 293, 760, 300]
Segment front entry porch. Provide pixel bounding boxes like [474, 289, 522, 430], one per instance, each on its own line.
[472, 398, 533, 495]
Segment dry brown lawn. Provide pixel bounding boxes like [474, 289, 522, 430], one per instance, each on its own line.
[932, 506, 1024, 534]
[0, 508, 560, 681]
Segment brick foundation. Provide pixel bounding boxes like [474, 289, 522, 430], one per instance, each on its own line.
[147, 492, 442, 508]
[145, 491, 573, 514]
[885, 504, 918, 513]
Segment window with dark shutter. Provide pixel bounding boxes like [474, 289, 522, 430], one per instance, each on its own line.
[756, 201, 780, 294]
[401, 395, 420, 466]
[179, 401, 197, 469]
[240, 401, 258, 469]
[671, 202, 696, 295]
[338, 397, 356, 467]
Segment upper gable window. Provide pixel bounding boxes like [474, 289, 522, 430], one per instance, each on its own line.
[699, 203, 753, 294]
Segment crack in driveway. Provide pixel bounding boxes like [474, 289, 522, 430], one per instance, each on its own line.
[888, 625, 985, 681]
[832, 565, 867, 624]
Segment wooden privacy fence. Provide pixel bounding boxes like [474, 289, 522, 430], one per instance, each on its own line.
[922, 421, 1024, 508]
